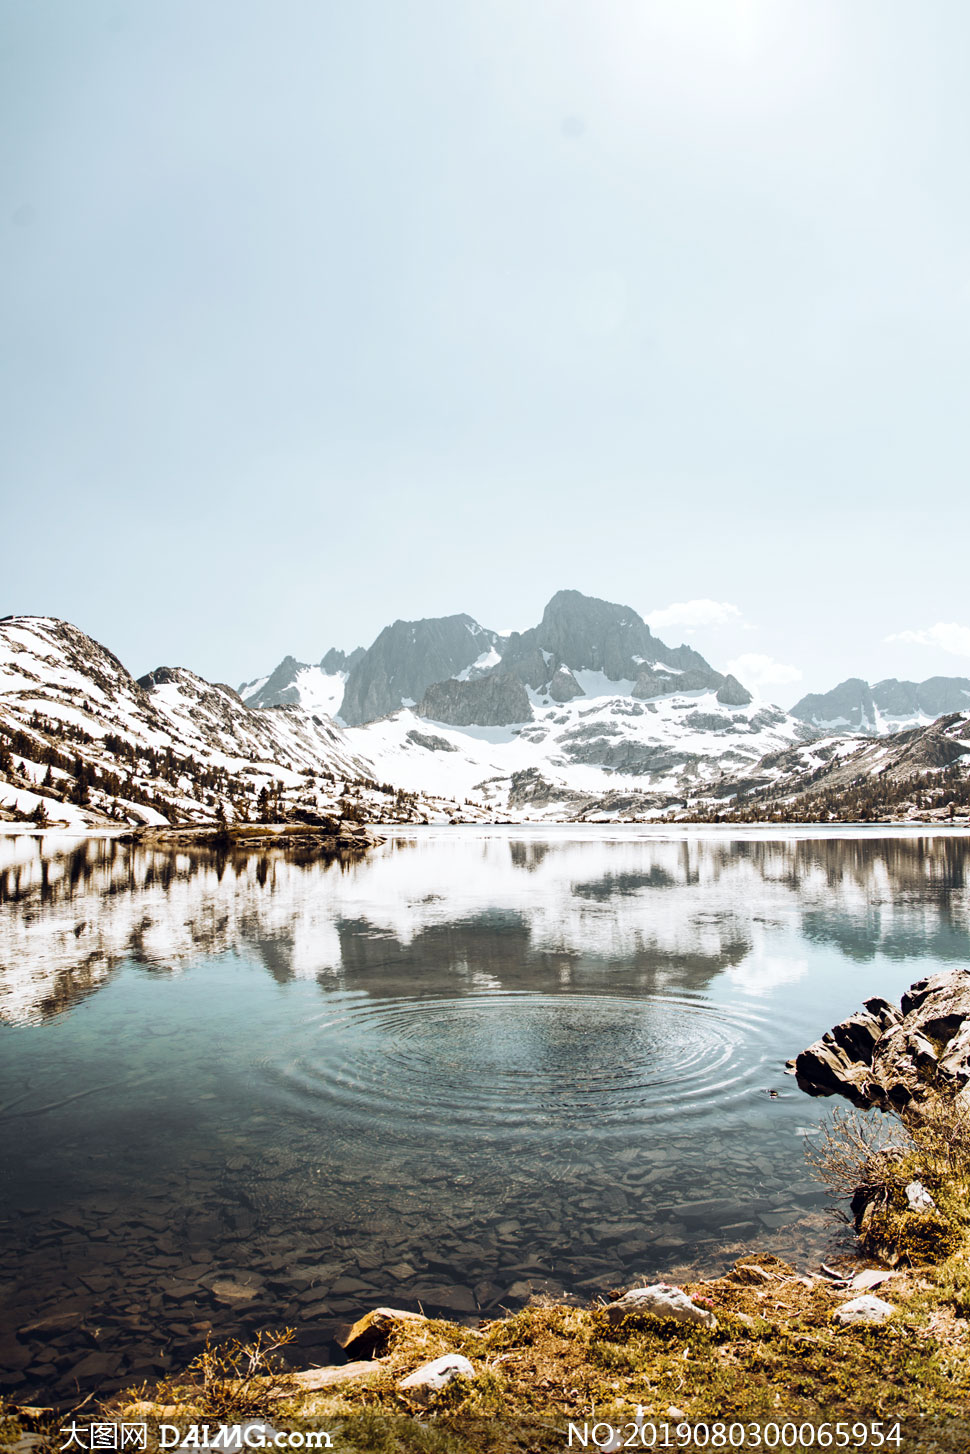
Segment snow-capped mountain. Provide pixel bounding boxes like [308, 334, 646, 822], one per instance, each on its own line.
[790, 676, 970, 734]
[244, 590, 751, 727]
[239, 647, 364, 715]
[0, 617, 470, 829]
[17, 595, 968, 828]
[231, 589, 817, 816]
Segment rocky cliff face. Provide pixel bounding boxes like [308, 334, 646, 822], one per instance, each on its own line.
[418, 674, 533, 727]
[339, 615, 499, 725]
[790, 678, 877, 732]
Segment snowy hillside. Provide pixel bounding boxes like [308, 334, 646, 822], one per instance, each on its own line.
[0, 618, 475, 828]
[345, 676, 812, 818]
[685, 712, 970, 822]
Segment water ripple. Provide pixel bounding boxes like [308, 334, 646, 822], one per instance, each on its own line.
[260, 990, 794, 1136]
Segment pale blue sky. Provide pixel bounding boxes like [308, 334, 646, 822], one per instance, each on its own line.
[3, 0, 969, 701]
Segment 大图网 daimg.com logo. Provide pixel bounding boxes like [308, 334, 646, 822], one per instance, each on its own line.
[58, 1422, 334, 1450]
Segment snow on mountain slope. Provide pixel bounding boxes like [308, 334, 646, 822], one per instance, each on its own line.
[345, 678, 813, 817]
[0, 617, 397, 827]
[239, 648, 364, 716]
[690, 712, 970, 820]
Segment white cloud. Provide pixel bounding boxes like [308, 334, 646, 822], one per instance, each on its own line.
[726, 653, 803, 689]
[885, 622, 970, 658]
[646, 598, 745, 634]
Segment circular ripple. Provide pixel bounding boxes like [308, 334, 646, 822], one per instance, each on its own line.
[260, 991, 793, 1138]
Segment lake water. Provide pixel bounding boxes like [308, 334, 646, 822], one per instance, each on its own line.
[1, 826, 969, 1404]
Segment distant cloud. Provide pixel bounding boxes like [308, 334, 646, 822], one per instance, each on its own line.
[646, 599, 745, 634]
[885, 622, 970, 658]
[726, 653, 803, 689]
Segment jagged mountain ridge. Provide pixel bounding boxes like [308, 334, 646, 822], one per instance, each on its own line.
[790, 675, 970, 734]
[243, 589, 751, 728]
[234, 590, 809, 815]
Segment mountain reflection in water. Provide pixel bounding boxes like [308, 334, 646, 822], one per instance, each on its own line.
[0, 826, 968, 1406]
[2, 828, 968, 1026]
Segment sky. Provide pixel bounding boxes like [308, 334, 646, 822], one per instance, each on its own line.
[3, 0, 970, 705]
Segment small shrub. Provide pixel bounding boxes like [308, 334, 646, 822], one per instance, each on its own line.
[807, 1096, 970, 1264]
[158, 1328, 296, 1420]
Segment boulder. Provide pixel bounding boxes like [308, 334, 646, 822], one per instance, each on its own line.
[398, 1352, 476, 1399]
[548, 666, 585, 702]
[790, 974, 970, 1112]
[338, 1306, 427, 1359]
[833, 1295, 895, 1325]
[605, 1284, 717, 1330]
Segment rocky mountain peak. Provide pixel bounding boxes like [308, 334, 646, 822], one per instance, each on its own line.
[499, 589, 731, 698]
[339, 613, 499, 726]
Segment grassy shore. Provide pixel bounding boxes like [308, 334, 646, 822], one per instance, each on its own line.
[3, 1245, 969, 1453]
[4, 1100, 969, 1453]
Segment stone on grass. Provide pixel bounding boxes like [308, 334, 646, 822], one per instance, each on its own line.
[605, 1284, 717, 1330]
[278, 1362, 380, 1395]
[338, 1306, 427, 1359]
[398, 1352, 476, 1399]
[849, 1269, 898, 1292]
[906, 1181, 935, 1211]
[834, 1295, 895, 1325]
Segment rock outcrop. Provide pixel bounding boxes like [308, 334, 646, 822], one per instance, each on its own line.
[791, 970, 970, 1111]
[716, 674, 753, 707]
[340, 614, 499, 725]
[418, 673, 532, 727]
